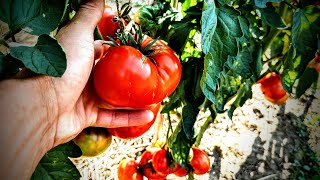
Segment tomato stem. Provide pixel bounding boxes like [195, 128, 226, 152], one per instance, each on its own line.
[194, 106, 216, 146]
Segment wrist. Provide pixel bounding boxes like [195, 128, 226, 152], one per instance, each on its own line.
[0, 77, 58, 178]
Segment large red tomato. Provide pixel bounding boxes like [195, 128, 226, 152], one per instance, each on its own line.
[118, 159, 143, 180]
[152, 149, 180, 175]
[97, 7, 121, 40]
[107, 103, 161, 139]
[190, 147, 210, 175]
[93, 39, 182, 108]
[257, 72, 288, 105]
[139, 149, 167, 180]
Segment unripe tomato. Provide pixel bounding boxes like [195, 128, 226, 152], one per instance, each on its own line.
[118, 159, 143, 180]
[190, 147, 210, 175]
[73, 127, 112, 157]
[107, 103, 161, 139]
[257, 72, 288, 105]
[97, 7, 121, 40]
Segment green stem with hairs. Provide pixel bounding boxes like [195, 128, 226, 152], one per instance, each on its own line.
[195, 106, 216, 146]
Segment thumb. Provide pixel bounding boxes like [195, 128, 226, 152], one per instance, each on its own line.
[71, 0, 105, 33]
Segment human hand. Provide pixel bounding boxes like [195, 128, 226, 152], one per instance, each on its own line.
[49, 0, 153, 147]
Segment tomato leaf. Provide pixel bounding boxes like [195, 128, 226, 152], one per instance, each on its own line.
[0, 53, 20, 79]
[200, 5, 255, 112]
[282, 6, 320, 92]
[257, 6, 287, 29]
[182, 103, 198, 140]
[168, 121, 195, 168]
[31, 141, 82, 180]
[201, 0, 217, 54]
[255, 0, 283, 8]
[10, 34, 67, 77]
[295, 67, 319, 98]
[0, 0, 67, 35]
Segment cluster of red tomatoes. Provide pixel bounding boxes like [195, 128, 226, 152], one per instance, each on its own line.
[118, 147, 210, 180]
[74, 6, 182, 157]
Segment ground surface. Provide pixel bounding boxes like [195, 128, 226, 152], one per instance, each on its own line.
[71, 83, 320, 179]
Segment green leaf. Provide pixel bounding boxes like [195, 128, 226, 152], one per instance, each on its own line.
[283, 6, 320, 92]
[0, 0, 67, 35]
[258, 6, 286, 29]
[255, 0, 283, 8]
[168, 121, 194, 168]
[10, 34, 67, 77]
[0, 53, 20, 79]
[181, 103, 198, 140]
[161, 81, 186, 114]
[201, 0, 217, 54]
[31, 141, 82, 180]
[200, 6, 254, 112]
[295, 67, 319, 98]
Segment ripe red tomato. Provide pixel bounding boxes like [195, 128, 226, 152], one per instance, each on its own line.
[257, 72, 288, 105]
[141, 36, 182, 103]
[73, 127, 112, 157]
[118, 159, 143, 180]
[97, 7, 121, 40]
[190, 147, 210, 175]
[93, 42, 182, 108]
[139, 149, 167, 179]
[107, 103, 161, 139]
[152, 149, 180, 175]
[174, 166, 188, 177]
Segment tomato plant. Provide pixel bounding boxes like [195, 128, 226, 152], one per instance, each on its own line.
[1, 0, 320, 179]
[118, 159, 143, 180]
[257, 72, 289, 105]
[107, 103, 161, 139]
[73, 127, 112, 157]
[190, 147, 210, 175]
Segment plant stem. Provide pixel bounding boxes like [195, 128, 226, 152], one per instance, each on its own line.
[171, 0, 179, 9]
[262, 2, 289, 55]
[194, 106, 216, 146]
[284, 0, 297, 9]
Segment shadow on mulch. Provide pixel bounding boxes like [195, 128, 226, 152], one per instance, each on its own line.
[209, 95, 320, 180]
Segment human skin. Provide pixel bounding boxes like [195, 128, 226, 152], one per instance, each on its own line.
[0, 0, 153, 179]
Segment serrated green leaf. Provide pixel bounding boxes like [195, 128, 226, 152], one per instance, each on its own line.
[0, 53, 20, 79]
[258, 6, 286, 29]
[0, 0, 67, 35]
[255, 0, 283, 8]
[201, 0, 217, 54]
[200, 6, 254, 112]
[168, 121, 194, 168]
[10, 34, 66, 77]
[31, 141, 82, 180]
[295, 67, 319, 98]
[283, 6, 320, 92]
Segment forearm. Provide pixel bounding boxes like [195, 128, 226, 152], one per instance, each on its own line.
[0, 77, 57, 179]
